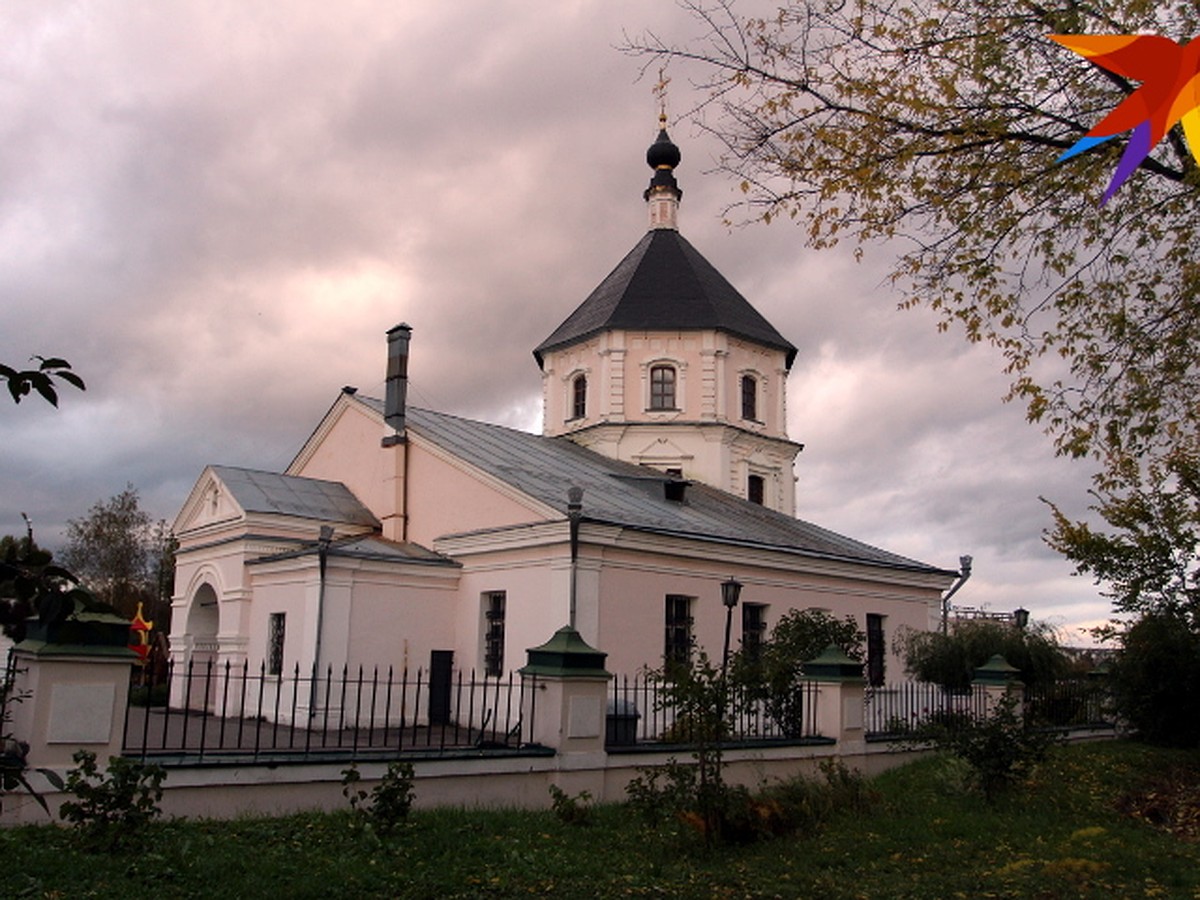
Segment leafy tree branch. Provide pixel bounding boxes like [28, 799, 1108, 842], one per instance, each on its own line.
[0, 356, 85, 407]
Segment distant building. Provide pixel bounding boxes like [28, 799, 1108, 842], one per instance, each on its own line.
[169, 119, 956, 704]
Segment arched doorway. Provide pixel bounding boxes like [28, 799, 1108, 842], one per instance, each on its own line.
[176, 582, 219, 710]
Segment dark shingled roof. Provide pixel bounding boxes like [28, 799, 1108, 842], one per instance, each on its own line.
[211, 466, 380, 528]
[533, 229, 798, 369]
[357, 397, 949, 577]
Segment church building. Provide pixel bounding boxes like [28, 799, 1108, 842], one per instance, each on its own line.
[168, 119, 956, 698]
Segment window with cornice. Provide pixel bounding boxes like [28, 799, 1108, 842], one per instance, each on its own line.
[747, 474, 765, 505]
[649, 365, 676, 410]
[571, 374, 587, 420]
[741, 374, 758, 421]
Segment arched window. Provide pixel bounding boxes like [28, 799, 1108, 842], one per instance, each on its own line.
[572, 374, 587, 420]
[741, 374, 758, 421]
[650, 365, 676, 410]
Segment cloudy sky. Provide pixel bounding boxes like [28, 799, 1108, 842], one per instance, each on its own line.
[1, 1, 1107, 643]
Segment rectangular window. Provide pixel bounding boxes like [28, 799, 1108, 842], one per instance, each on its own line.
[572, 374, 587, 419]
[650, 365, 676, 410]
[742, 603, 767, 661]
[664, 594, 693, 664]
[741, 374, 758, 421]
[267, 612, 286, 676]
[483, 591, 506, 677]
[747, 474, 765, 505]
[866, 613, 885, 687]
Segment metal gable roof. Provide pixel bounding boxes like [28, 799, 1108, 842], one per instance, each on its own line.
[532, 229, 798, 368]
[356, 397, 947, 576]
[210, 465, 380, 528]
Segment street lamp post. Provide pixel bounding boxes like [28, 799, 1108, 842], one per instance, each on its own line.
[718, 576, 743, 744]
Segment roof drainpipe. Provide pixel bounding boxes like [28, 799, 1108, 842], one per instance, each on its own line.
[941, 555, 973, 635]
[567, 486, 583, 629]
[382, 323, 411, 446]
[310, 524, 334, 718]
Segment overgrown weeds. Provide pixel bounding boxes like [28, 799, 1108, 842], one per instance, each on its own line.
[58, 749, 165, 848]
[548, 784, 593, 825]
[625, 757, 876, 846]
[341, 760, 415, 835]
[913, 692, 1059, 802]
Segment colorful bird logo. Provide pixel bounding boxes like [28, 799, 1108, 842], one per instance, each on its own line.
[1051, 33, 1200, 205]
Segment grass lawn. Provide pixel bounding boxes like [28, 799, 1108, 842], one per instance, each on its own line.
[2, 740, 1198, 898]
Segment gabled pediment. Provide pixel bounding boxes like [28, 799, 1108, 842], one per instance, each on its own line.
[174, 465, 380, 539]
[630, 435, 693, 466]
[174, 466, 245, 535]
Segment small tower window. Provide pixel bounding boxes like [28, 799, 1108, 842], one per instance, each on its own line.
[747, 474, 765, 505]
[650, 365, 676, 410]
[741, 375, 758, 421]
[572, 374, 587, 420]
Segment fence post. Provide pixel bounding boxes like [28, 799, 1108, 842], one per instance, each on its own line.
[802, 645, 867, 753]
[519, 626, 611, 797]
[2, 612, 137, 823]
[972, 654, 1024, 717]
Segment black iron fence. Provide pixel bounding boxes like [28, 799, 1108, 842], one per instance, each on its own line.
[1025, 678, 1113, 729]
[122, 659, 537, 763]
[864, 682, 990, 738]
[865, 678, 1115, 738]
[607, 673, 822, 746]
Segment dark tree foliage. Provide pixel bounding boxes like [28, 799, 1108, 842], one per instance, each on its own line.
[900, 618, 1068, 692]
[1110, 613, 1200, 747]
[733, 608, 864, 736]
[1049, 445, 1200, 632]
[0, 534, 94, 644]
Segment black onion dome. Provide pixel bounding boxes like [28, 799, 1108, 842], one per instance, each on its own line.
[646, 127, 681, 170]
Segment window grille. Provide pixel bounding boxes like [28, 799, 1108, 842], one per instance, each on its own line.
[484, 591, 506, 677]
[867, 613, 885, 687]
[267, 612, 286, 676]
[664, 594, 693, 664]
[742, 603, 767, 661]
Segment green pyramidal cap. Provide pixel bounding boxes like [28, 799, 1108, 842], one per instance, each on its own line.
[974, 653, 1022, 683]
[520, 625, 610, 679]
[802, 644, 865, 681]
[16, 606, 137, 658]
